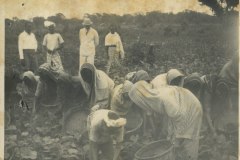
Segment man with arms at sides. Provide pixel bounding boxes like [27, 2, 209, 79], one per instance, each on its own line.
[18, 21, 38, 73]
[79, 18, 99, 72]
[105, 24, 124, 74]
[43, 21, 64, 71]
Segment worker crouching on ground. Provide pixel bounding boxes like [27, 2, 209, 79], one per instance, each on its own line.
[183, 73, 218, 137]
[151, 68, 185, 88]
[16, 71, 40, 115]
[125, 70, 150, 84]
[87, 109, 126, 160]
[33, 63, 64, 115]
[129, 81, 203, 160]
[79, 63, 114, 109]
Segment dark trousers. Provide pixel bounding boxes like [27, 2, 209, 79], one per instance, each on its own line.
[23, 50, 38, 73]
[89, 140, 114, 160]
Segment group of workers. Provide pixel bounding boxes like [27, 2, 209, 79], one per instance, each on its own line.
[16, 17, 238, 160]
[18, 17, 124, 75]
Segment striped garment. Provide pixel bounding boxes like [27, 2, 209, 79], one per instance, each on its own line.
[47, 51, 64, 71]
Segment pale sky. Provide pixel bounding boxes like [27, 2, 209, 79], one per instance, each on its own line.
[2, 0, 214, 19]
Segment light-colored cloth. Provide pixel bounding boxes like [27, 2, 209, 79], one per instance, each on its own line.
[151, 73, 168, 88]
[79, 28, 99, 55]
[17, 71, 40, 108]
[46, 51, 64, 71]
[18, 72, 40, 96]
[105, 32, 124, 58]
[82, 18, 92, 25]
[103, 113, 126, 127]
[130, 70, 150, 83]
[105, 47, 121, 74]
[87, 109, 124, 143]
[122, 80, 133, 93]
[166, 69, 184, 85]
[22, 71, 37, 82]
[110, 81, 133, 116]
[18, 31, 38, 59]
[129, 81, 203, 140]
[79, 54, 95, 72]
[80, 63, 114, 108]
[125, 71, 136, 81]
[79, 27, 99, 67]
[44, 21, 56, 27]
[43, 33, 64, 51]
[35, 63, 64, 97]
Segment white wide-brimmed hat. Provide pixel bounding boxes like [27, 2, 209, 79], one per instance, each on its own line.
[82, 18, 93, 25]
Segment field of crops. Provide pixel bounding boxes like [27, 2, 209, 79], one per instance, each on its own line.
[4, 11, 239, 159]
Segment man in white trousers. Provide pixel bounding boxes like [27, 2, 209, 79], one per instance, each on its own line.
[79, 18, 99, 72]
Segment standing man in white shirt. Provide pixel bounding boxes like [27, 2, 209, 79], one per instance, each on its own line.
[43, 21, 64, 71]
[105, 24, 124, 74]
[79, 18, 99, 71]
[18, 21, 38, 73]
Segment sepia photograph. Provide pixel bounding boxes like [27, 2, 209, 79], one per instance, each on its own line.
[2, 0, 239, 159]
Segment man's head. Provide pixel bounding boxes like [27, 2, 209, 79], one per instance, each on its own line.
[24, 22, 32, 34]
[48, 25, 55, 34]
[109, 24, 116, 34]
[80, 63, 95, 84]
[44, 21, 56, 33]
[131, 70, 151, 84]
[82, 18, 92, 30]
[81, 68, 93, 83]
[167, 69, 185, 86]
[103, 111, 126, 132]
[21, 71, 36, 86]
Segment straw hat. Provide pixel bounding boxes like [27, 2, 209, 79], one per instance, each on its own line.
[82, 18, 93, 25]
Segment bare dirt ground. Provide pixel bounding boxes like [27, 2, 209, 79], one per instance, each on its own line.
[4, 12, 239, 159]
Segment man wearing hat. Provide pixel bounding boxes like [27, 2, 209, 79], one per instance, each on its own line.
[18, 21, 38, 73]
[79, 18, 99, 71]
[43, 21, 64, 71]
[87, 109, 126, 160]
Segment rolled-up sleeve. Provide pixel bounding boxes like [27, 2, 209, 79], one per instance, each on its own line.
[58, 34, 64, 44]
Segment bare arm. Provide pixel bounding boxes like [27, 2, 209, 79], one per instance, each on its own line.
[33, 96, 40, 114]
[203, 92, 216, 136]
[113, 142, 122, 160]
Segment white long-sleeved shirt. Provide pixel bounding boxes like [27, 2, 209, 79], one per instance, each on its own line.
[105, 32, 124, 57]
[79, 27, 99, 56]
[18, 31, 38, 59]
